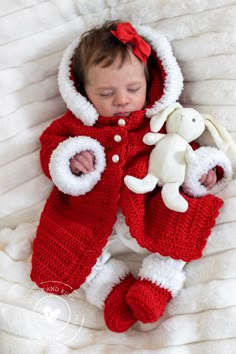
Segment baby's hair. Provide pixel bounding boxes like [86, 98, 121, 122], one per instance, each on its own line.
[72, 20, 150, 93]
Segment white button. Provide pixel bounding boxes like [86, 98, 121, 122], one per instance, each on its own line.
[118, 118, 126, 126]
[114, 134, 122, 142]
[112, 154, 119, 163]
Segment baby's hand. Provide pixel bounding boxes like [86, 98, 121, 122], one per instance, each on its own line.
[70, 151, 95, 175]
[199, 169, 217, 189]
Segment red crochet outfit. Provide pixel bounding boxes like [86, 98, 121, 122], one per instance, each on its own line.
[31, 24, 226, 332]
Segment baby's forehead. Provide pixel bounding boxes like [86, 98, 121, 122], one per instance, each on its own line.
[86, 51, 145, 77]
[87, 48, 131, 70]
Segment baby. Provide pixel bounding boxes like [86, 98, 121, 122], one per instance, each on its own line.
[31, 21, 229, 332]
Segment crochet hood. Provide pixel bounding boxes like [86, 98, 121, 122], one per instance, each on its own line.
[58, 25, 184, 127]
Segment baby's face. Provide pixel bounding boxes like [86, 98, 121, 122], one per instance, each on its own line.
[84, 51, 147, 117]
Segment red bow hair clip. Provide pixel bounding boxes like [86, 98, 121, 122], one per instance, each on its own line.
[111, 22, 151, 63]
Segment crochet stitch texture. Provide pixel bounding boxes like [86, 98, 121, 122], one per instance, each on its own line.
[31, 109, 223, 294]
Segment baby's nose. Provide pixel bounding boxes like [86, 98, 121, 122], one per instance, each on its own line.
[114, 91, 129, 106]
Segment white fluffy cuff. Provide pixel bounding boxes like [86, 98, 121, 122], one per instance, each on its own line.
[82, 259, 129, 309]
[49, 136, 106, 196]
[183, 146, 232, 197]
[139, 254, 186, 297]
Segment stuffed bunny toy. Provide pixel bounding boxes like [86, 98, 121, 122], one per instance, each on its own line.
[124, 103, 235, 212]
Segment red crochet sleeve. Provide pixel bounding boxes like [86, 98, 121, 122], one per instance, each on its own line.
[39, 111, 84, 179]
[191, 141, 224, 181]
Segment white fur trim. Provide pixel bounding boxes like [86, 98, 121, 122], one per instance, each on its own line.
[139, 254, 186, 297]
[49, 136, 106, 196]
[183, 146, 232, 197]
[82, 259, 129, 309]
[58, 38, 98, 126]
[58, 25, 183, 126]
[135, 25, 183, 117]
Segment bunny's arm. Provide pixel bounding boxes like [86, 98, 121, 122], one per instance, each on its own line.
[185, 144, 197, 164]
[143, 132, 166, 145]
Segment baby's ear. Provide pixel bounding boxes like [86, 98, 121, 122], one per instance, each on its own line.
[150, 102, 182, 132]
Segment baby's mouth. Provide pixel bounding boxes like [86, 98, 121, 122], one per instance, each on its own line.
[115, 112, 130, 117]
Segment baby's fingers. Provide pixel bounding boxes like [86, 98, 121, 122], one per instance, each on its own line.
[70, 158, 85, 175]
[71, 151, 95, 174]
[78, 153, 94, 172]
[74, 161, 89, 175]
[199, 170, 217, 189]
[80, 151, 95, 170]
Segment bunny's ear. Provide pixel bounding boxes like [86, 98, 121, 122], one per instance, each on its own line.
[150, 102, 182, 132]
[204, 114, 236, 162]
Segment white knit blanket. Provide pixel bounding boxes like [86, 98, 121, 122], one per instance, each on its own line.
[1, 1, 236, 353]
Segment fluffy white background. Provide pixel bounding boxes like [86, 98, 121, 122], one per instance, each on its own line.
[0, 1, 236, 353]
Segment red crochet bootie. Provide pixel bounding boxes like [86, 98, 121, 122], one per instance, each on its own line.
[126, 254, 186, 323]
[126, 279, 171, 323]
[104, 273, 137, 332]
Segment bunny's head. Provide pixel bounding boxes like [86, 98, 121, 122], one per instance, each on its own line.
[149, 103, 236, 164]
[165, 107, 205, 142]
